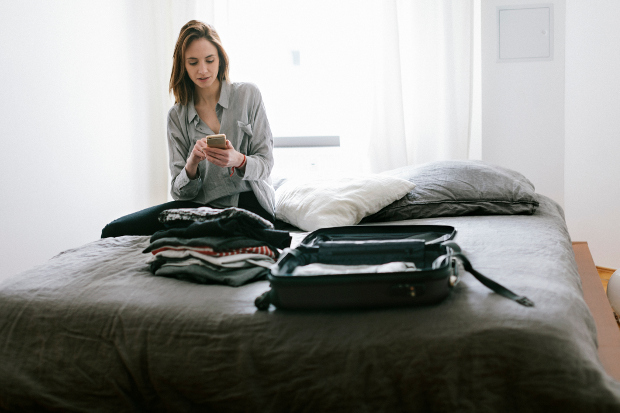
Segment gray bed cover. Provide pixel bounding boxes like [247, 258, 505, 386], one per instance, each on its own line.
[1, 195, 619, 412]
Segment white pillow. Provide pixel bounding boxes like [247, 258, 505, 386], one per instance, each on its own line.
[275, 175, 416, 232]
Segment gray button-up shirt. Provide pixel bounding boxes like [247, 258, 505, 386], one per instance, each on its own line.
[167, 81, 275, 215]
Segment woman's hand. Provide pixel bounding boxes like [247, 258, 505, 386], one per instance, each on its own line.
[204, 139, 245, 169]
[189, 139, 210, 164]
[185, 139, 210, 179]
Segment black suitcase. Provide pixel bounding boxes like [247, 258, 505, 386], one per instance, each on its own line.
[255, 225, 533, 310]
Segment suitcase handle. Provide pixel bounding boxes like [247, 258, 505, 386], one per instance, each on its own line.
[271, 248, 316, 276]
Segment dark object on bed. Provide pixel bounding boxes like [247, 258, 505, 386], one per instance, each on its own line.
[363, 160, 540, 222]
[259, 224, 533, 310]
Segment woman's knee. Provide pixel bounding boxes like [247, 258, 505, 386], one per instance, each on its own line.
[101, 223, 115, 238]
[101, 218, 129, 238]
[101, 201, 203, 238]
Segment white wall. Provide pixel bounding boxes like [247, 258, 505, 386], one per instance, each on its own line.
[482, 0, 619, 268]
[481, 0, 566, 207]
[0, 0, 167, 280]
[565, 0, 620, 269]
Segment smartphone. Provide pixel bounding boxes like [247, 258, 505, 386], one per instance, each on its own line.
[205, 134, 227, 149]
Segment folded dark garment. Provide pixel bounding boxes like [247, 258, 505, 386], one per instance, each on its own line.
[153, 263, 269, 287]
[150, 220, 291, 250]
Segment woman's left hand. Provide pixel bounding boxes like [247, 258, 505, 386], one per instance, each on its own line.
[202, 138, 245, 168]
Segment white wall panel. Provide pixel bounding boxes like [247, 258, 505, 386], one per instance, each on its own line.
[481, 0, 565, 207]
[0, 0, 153, 280]
[565, 0, 620, 268]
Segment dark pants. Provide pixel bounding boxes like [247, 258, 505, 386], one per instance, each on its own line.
[101, 191, 274, 238]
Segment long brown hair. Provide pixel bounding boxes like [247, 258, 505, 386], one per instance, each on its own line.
[169, 20, 230, 105]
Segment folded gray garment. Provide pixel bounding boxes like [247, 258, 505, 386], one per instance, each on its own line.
[154, 263, 269, 287]
[143, 236, 270, 254]
[148, 251, 275, 268]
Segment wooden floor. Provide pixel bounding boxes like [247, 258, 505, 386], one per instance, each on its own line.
[573, 242, 620, 380]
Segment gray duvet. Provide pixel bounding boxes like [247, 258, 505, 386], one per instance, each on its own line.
[1, 195, 619, 412]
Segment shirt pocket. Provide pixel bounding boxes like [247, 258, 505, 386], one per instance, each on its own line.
[236, 121, 253, 154]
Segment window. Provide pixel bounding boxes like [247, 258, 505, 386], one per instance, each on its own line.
[216, 0, 378, 177]
[203, 0, 480, 176]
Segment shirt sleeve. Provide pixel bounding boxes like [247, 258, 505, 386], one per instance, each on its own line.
[167, 107, 202, 200]
[238, 86, 274, 181]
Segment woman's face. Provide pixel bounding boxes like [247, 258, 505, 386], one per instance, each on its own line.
[184, 38, 220, 90]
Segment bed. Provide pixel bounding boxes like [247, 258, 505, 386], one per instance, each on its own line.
[1, 161, 619, 412]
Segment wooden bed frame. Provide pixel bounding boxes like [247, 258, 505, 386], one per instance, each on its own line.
[573, 241, 620, 381]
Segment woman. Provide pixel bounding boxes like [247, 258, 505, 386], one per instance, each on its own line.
[102, 20, 275, 238]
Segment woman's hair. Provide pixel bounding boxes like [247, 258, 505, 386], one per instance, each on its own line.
[169, 20, 230, 105]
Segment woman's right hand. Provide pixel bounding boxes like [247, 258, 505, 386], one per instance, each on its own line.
[185, 139, 209, 179]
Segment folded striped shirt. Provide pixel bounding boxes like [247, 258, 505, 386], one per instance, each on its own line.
[149, 245, 276, 260]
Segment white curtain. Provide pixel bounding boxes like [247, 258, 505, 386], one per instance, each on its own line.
[369, 0, 474, 172]
[126, 0, 225, 203]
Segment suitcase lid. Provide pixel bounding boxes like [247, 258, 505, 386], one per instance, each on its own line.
[298, 225, 457, 250]
[270, 225, 458, 277]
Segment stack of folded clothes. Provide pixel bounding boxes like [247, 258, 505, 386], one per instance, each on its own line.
[143, 207, 292, 286]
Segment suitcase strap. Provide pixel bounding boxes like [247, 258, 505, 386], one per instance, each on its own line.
[451, 252, 534, 307]
[441, 241, 534, 307]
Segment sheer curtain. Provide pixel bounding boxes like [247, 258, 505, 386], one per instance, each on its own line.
[369, 0, 474, 172]
[135, 0, 475, 192]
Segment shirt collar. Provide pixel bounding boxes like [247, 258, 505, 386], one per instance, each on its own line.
[187, 98, 199, 125]
[218, 80, 230, 109]
[186, 80, 231, 124]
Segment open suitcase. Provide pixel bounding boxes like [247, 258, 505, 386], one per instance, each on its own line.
[255, 225, 534, 310]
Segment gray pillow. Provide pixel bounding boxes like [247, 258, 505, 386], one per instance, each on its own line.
[362, 160, 539, 222]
